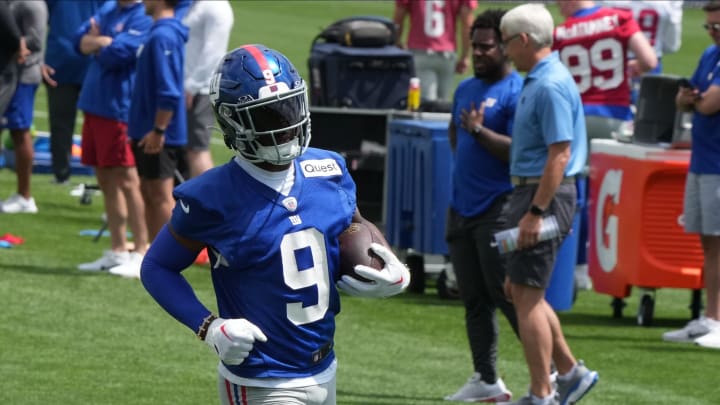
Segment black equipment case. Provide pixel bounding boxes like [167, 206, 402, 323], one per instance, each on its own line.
[308, 16, 415, 109]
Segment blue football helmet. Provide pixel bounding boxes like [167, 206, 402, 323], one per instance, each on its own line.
[209, 45, 311, 165]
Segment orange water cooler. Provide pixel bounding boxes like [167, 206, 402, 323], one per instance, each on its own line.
[588, 139, 704, 325]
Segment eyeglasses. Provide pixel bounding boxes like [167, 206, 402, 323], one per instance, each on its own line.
[703, 23, 720, 32]
[501, 33, 522, 46]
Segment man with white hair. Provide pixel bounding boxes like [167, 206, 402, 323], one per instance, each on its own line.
[498, 4, 598, 405]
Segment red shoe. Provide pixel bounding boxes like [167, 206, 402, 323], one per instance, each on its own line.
[0, 233, 24, 245]
[194, 247, 209, 265]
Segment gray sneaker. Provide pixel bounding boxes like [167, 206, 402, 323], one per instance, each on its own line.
[499, 392, 558, 405]
[556, 361, 598, 405]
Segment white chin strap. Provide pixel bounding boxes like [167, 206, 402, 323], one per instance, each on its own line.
[255, 138, 301, 165]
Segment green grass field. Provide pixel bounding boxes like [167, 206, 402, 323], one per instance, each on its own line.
[1, 2, 719, 404]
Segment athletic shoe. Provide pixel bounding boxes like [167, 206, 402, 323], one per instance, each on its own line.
[444, 373, 512, 402]
[0, 194, 38, 214]
[78, 250, 130, 271]
[498, 392, 558, 405]
[556, 361, 598, 405]
[695, 327, 720, 349]
[109, 252, 144, 279]
[574, 264, 592, 291]
[662, 316, 720, 343]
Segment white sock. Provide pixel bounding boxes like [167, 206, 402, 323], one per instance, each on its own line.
[532, 392, 557, 405]
[558, 363, 578, 381]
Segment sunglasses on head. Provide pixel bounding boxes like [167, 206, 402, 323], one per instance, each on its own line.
[704, 23, 720, 32]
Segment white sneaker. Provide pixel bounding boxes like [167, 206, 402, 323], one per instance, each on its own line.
[0, 194, 38, 214]
[444, 373, 512, 402]
[574, 264, 592, 291]
[78, 250, 130, 271]
[109, 252, 144, 279]
[695, 325, 720, 349]
[662, 316, 720, 343]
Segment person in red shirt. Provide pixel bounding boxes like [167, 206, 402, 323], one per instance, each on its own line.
[393, 0, 477, 103]
[553, 0, 656, 291]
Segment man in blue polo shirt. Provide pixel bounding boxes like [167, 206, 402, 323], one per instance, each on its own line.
[499, 4, 597, 405]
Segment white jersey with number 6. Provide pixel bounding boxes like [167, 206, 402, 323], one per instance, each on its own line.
[604, 0, 683, 58]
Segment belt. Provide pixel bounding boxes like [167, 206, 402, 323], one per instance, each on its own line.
[511, 175, 576, 186]
[311, 340, 334, 364]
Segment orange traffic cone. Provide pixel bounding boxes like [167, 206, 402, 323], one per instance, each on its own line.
[194, 247, 209, 266]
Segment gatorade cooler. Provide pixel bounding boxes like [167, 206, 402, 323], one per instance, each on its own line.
[588, 139, 704, 325]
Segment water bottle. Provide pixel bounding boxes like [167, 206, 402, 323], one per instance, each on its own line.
[407, 77, 421, 112]
[491, 215, 561, 254]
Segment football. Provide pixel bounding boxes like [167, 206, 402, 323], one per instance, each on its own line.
[338, 222, 385, 281]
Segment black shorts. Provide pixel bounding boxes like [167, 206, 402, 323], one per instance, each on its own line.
[131, 139, 185, 180]
[500, 182, 576, 289]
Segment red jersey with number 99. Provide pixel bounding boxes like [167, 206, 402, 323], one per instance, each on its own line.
[553, 7, 640, 107]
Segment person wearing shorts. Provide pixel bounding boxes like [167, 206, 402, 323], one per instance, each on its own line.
[0, 0, 47, 214]
[499, 4, 598, 405]
[122, 0, 188, 281]
[74, 0, 151, 274]
[182, 0, 233, 178]
[663, 0, 720, 349]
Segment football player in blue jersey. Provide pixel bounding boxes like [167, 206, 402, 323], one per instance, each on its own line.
[140, 45, 410, 405]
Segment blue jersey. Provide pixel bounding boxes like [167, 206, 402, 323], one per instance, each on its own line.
[450, 72, 522, 217]
[128, 17, 188, 145]
[44, 0, 108, 85]
[689, 45, 720, 174]
[75, 2, 151, 122]
[170, 149, 356, 379]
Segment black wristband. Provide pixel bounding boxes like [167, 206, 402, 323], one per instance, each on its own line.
[152, 126, 166, 135]
[529, 204, 545, 216]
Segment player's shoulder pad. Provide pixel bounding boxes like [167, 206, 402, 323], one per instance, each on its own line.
[173, 164, 232, 214]
[297, 148, 347, 179]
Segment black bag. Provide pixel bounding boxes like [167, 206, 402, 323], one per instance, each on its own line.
[308, 42, 414, 109]
[315, 16, 397, 48]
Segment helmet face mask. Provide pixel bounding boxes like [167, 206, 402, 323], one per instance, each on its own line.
[210, 45, 312, 166]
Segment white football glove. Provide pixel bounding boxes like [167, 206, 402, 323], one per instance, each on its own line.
[337, 243, 410, 298]
[204, 318, 267, 365]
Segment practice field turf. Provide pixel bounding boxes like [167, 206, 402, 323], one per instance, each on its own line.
[1, 2, 719, 404]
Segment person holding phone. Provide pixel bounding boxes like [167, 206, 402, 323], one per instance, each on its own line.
[663, 1, 720, 350]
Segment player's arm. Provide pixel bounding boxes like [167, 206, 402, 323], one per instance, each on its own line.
[141, 224, 267, 365]
[455, 4, 474, 74]
[628, 31, 657, 73]
[662, 1, 683, 54]
[392, 2, 408, 48]
[693, 84, 720, 116]
[460, 101, 511, 162]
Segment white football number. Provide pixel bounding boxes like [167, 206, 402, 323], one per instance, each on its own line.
[281, 228, 330, 326]
[559, 38, 624, 94]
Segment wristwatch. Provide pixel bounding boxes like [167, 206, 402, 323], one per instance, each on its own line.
[152, 126, 166, 135]
[472, 123, 484, 134]
[529, 204, 545, 216]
